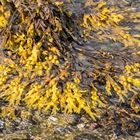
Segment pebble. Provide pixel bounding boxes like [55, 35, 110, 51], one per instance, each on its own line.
[77, 123, 85, 130]
[73, 133, 100, 140]
[48, 116, 58, 123]
[0, 120, 5, 130]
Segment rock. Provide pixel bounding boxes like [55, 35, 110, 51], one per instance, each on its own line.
[77, 123, 85, 130]
[135, 131, 140, 138]
[48, 116, 58, 122]
[86, 123, 97, 130]
[48, 116, 58, 124]
[2, 131, 28, 140]
[74, 133, 101, 140]
[0, 120, 5, 132]
[55, 127, 66, 135]
[60, 114, 78, 125]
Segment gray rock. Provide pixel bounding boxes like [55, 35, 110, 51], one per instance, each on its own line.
[74, 133, 101, 140]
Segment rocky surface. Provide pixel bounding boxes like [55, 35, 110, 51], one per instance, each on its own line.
[0, 111, 139, 140]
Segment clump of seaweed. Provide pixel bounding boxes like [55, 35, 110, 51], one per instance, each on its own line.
[0, 0, 140, 120]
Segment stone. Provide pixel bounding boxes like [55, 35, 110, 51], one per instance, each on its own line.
[74, 133, 101, 140]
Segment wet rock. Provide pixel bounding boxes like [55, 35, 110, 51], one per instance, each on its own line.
[48, 116, 58, 122]
[2, 131, 28, 140]
[59, 114, 78, 125]
[77, 123, 85, 130]
[135, 131, 140, 138]
[55, 127, 67, 136]
[86, 123, 97, 130]
[0, 120, 5, 132]
[74, 133, 101, 140]
[48, 116, 58, 125]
